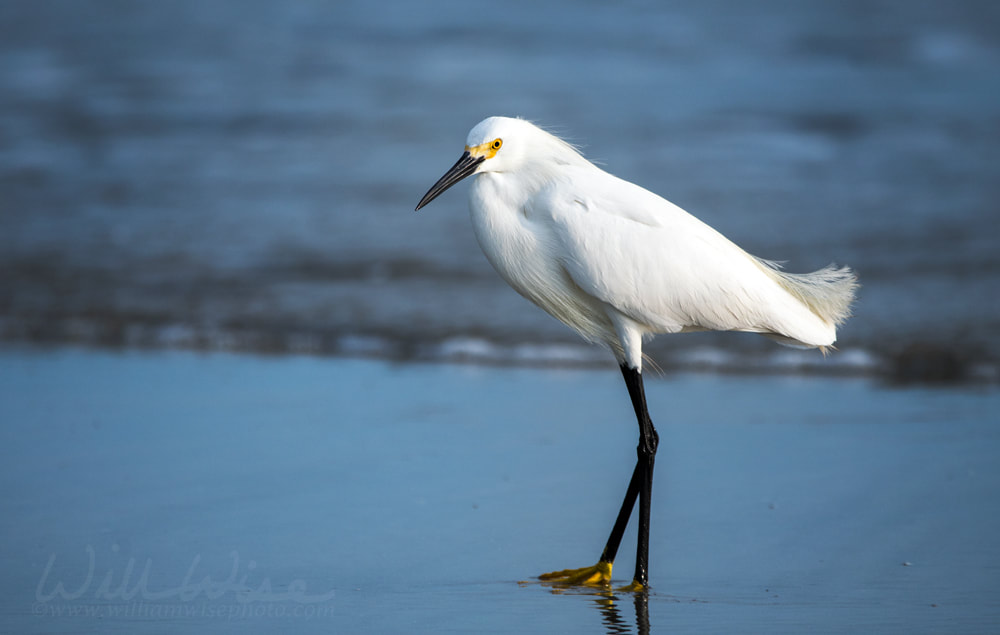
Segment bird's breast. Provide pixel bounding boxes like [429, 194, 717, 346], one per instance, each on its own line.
[466, 173, 618, 349]
[467, 174, 548, 295]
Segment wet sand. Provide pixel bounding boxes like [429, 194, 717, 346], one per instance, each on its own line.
[1, 347, 998, 633]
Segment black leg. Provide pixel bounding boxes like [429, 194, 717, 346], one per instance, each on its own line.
[599, 458, 643, 565]
[620, 364, 658, 588]
[538, 363, 659, 590]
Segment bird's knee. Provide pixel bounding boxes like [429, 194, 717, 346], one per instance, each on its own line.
[636, 423, 659, 458]
[636, 440, 658, 459]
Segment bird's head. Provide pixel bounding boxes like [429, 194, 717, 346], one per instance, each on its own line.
[415, 117, 562, 210]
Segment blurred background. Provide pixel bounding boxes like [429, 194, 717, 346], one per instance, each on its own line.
[1, 0, 998, 381]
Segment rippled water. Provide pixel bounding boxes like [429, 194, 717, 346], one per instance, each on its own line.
[1, 1, 998, 380]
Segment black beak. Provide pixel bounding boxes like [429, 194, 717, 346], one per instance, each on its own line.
[415, 151, 484, 211]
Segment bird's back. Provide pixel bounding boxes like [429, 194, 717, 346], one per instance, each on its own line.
[527, 164, 856, 351]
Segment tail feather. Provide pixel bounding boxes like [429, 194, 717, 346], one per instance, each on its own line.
[754, 258, 858, 327]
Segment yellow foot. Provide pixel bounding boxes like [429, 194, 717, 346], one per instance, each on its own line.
[615, 580, 646, 593]
[538, 562, 612, 588]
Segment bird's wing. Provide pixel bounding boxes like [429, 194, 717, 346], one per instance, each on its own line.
[532, 167, 830, 343]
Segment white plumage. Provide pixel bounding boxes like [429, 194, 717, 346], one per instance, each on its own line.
[432, 116, 856, 370]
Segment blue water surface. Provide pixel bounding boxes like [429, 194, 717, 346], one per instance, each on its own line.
[1, 348, 997, 633]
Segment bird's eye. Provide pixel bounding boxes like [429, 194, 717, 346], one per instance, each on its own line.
[491, 139, 502, 150]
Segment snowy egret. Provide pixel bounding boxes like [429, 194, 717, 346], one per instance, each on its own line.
[415, 116, 857, 591]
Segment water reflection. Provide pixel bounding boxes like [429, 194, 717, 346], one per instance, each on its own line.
[592, 591, 650, 635]
[528, 582, 651, 635]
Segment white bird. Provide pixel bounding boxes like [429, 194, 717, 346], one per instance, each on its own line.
[415, 116, 857, 591]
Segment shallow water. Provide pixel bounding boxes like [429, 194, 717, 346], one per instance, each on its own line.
[0, 2, 998, 379]
[1, 348, 998, 633]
